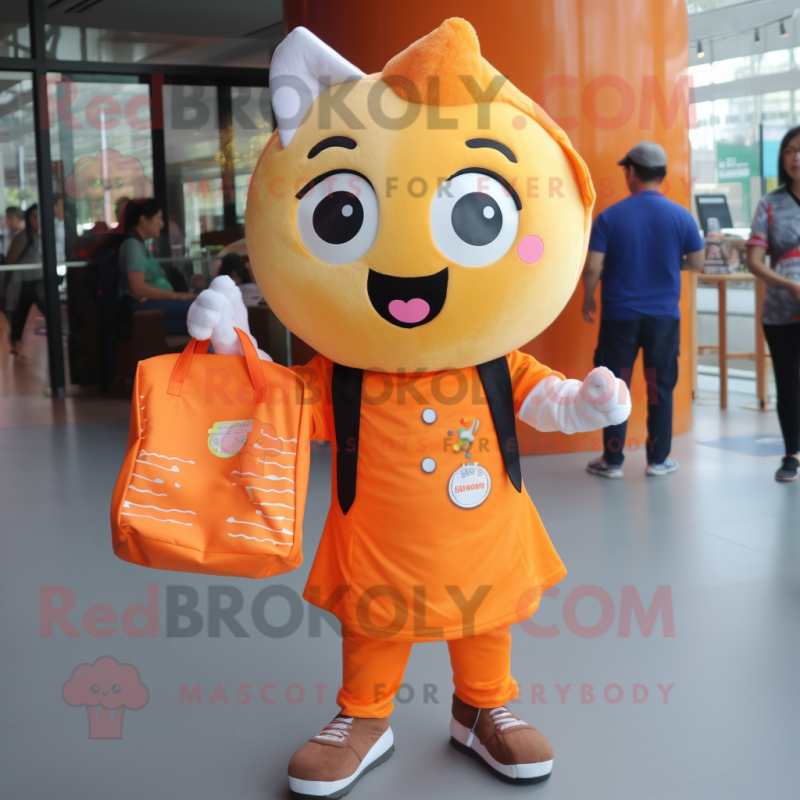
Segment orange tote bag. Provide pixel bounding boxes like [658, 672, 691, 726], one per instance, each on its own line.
[111, 328, 310, 578]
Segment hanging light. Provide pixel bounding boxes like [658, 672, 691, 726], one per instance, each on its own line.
[697, 40, 705, 58]
[780, 20, 788, 38]
[754, 28, 761, 44]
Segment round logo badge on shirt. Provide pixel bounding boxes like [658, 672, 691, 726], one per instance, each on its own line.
[448, 462, 491, 509]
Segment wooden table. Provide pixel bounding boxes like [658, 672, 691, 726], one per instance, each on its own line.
[694, 272, 769, 410]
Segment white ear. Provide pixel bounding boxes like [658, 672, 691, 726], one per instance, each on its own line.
[269, 27, 366, 148]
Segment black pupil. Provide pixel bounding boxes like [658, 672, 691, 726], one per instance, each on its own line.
[451, 193, 502, 246]
[313, 191, 363, 245]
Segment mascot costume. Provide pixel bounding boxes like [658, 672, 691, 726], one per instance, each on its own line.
[181, 18, 630, 798]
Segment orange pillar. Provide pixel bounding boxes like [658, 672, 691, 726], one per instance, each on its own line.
[284, 0, 693, 455]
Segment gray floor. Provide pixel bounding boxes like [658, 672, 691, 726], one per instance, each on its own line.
[1, 394, 799, 800]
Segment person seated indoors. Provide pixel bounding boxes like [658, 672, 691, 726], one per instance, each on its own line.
[217, 252, 264, 306]
[119, 198, 194, 334]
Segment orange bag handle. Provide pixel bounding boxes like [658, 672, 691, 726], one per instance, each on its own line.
[237, 327, 267, 404]
[167, 329, 266, 403]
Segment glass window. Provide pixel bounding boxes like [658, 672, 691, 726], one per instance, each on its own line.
[0, 0, 30, 59]
[686, 0, 740, 12]
[164, 85, 225, 257]
[0, 72, 38, 231]
[231, 86, 273, 222]
[48, 77, 154, 243]
[712, 56, 753, 85]
[689, 100, 715, 152]
[690, 96, 760, 228]
[761, 91, 792, 126]
[0, 70, 42, 366]
[689, 63, 712, 88]
[714, 96, 758, 145]
[45, 76, 156, 387]
[756, 49, 791, 76]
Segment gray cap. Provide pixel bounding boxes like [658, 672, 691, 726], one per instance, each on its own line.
[617, 141, 668, 169]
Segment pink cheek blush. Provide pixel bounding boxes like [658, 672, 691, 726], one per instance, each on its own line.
[517, 235, 544, 264]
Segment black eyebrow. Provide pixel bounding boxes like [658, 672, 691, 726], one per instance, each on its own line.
[445, 167, 522, 210]
[307, 136, 357, 159]
[465, 138, 517, 164]
[295, 169, 374, 200]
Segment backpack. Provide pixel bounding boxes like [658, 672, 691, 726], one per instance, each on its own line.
[86, 242, 122, 306]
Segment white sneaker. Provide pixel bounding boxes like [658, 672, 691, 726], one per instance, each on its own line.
[586, 457, 623, 479]
[645, 458, 679, 476]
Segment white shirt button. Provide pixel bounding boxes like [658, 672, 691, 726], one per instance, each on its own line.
[422, 408, 437, 424]
[421, 457, 436, 473]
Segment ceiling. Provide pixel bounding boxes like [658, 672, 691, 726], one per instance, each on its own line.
[688, 0, 800, 62]
[44, 0, 283, 40]
[1, 0, 285, 67]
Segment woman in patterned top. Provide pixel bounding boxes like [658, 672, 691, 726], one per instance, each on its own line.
[747, 126, 800, 481]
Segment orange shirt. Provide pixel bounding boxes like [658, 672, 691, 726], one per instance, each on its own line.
[296, 350, 567, 642]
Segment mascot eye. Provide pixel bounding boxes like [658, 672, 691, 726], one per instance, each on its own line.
[430, 169, 520, 267]
[111, 684, 121, 694]
[296, 171, 379, 265]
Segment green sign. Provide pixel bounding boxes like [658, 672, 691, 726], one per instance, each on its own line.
[717, 143, 759, 223]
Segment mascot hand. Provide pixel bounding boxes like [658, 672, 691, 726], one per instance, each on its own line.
[518, 366, 631, 434]
[581, 367, 630, 426]
[187, 275, 272, 361]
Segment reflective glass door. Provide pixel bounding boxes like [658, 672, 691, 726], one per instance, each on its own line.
[163, 84, 227, 257]
[0, 70, 42, 395]
[48, 74, 154, 386]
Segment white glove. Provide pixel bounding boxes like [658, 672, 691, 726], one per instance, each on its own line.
[187, 275, 272, 361]
[518, 366, 631, 433]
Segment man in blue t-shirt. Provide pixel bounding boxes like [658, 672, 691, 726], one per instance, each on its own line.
[582, 141, 705, 478]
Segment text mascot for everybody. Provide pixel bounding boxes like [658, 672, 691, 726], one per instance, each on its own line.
[187, 18, 631, 798]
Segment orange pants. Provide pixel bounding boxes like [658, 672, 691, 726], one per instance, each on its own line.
[337, 625, 518, 717]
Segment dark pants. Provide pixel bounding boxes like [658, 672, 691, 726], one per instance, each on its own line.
[135, 298, 193, 335]
[10, 279, 46, 343]
[594, 316, 680, 466]
[763, 322, 800, 456]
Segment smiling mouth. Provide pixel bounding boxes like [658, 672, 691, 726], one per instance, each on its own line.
[367, 268, 448, 328]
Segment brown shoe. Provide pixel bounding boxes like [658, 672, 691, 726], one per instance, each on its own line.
[450, 695, 553, 783]
[288, 714, 394, 798]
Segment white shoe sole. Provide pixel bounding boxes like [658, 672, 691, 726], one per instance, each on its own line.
[645, 464, 678, 476]
[449, 718, 552, 784]
[289, 728, 394, 798]
[586, 465, 623, 479]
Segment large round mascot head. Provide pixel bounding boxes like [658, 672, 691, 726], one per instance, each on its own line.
[246, 19, 595, 371]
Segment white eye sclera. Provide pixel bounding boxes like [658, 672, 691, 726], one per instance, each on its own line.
[430, 171, 520, 268]
[296, 172, 379, 265]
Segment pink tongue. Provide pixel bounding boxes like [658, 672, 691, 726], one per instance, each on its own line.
[388, 298, 430, 324]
